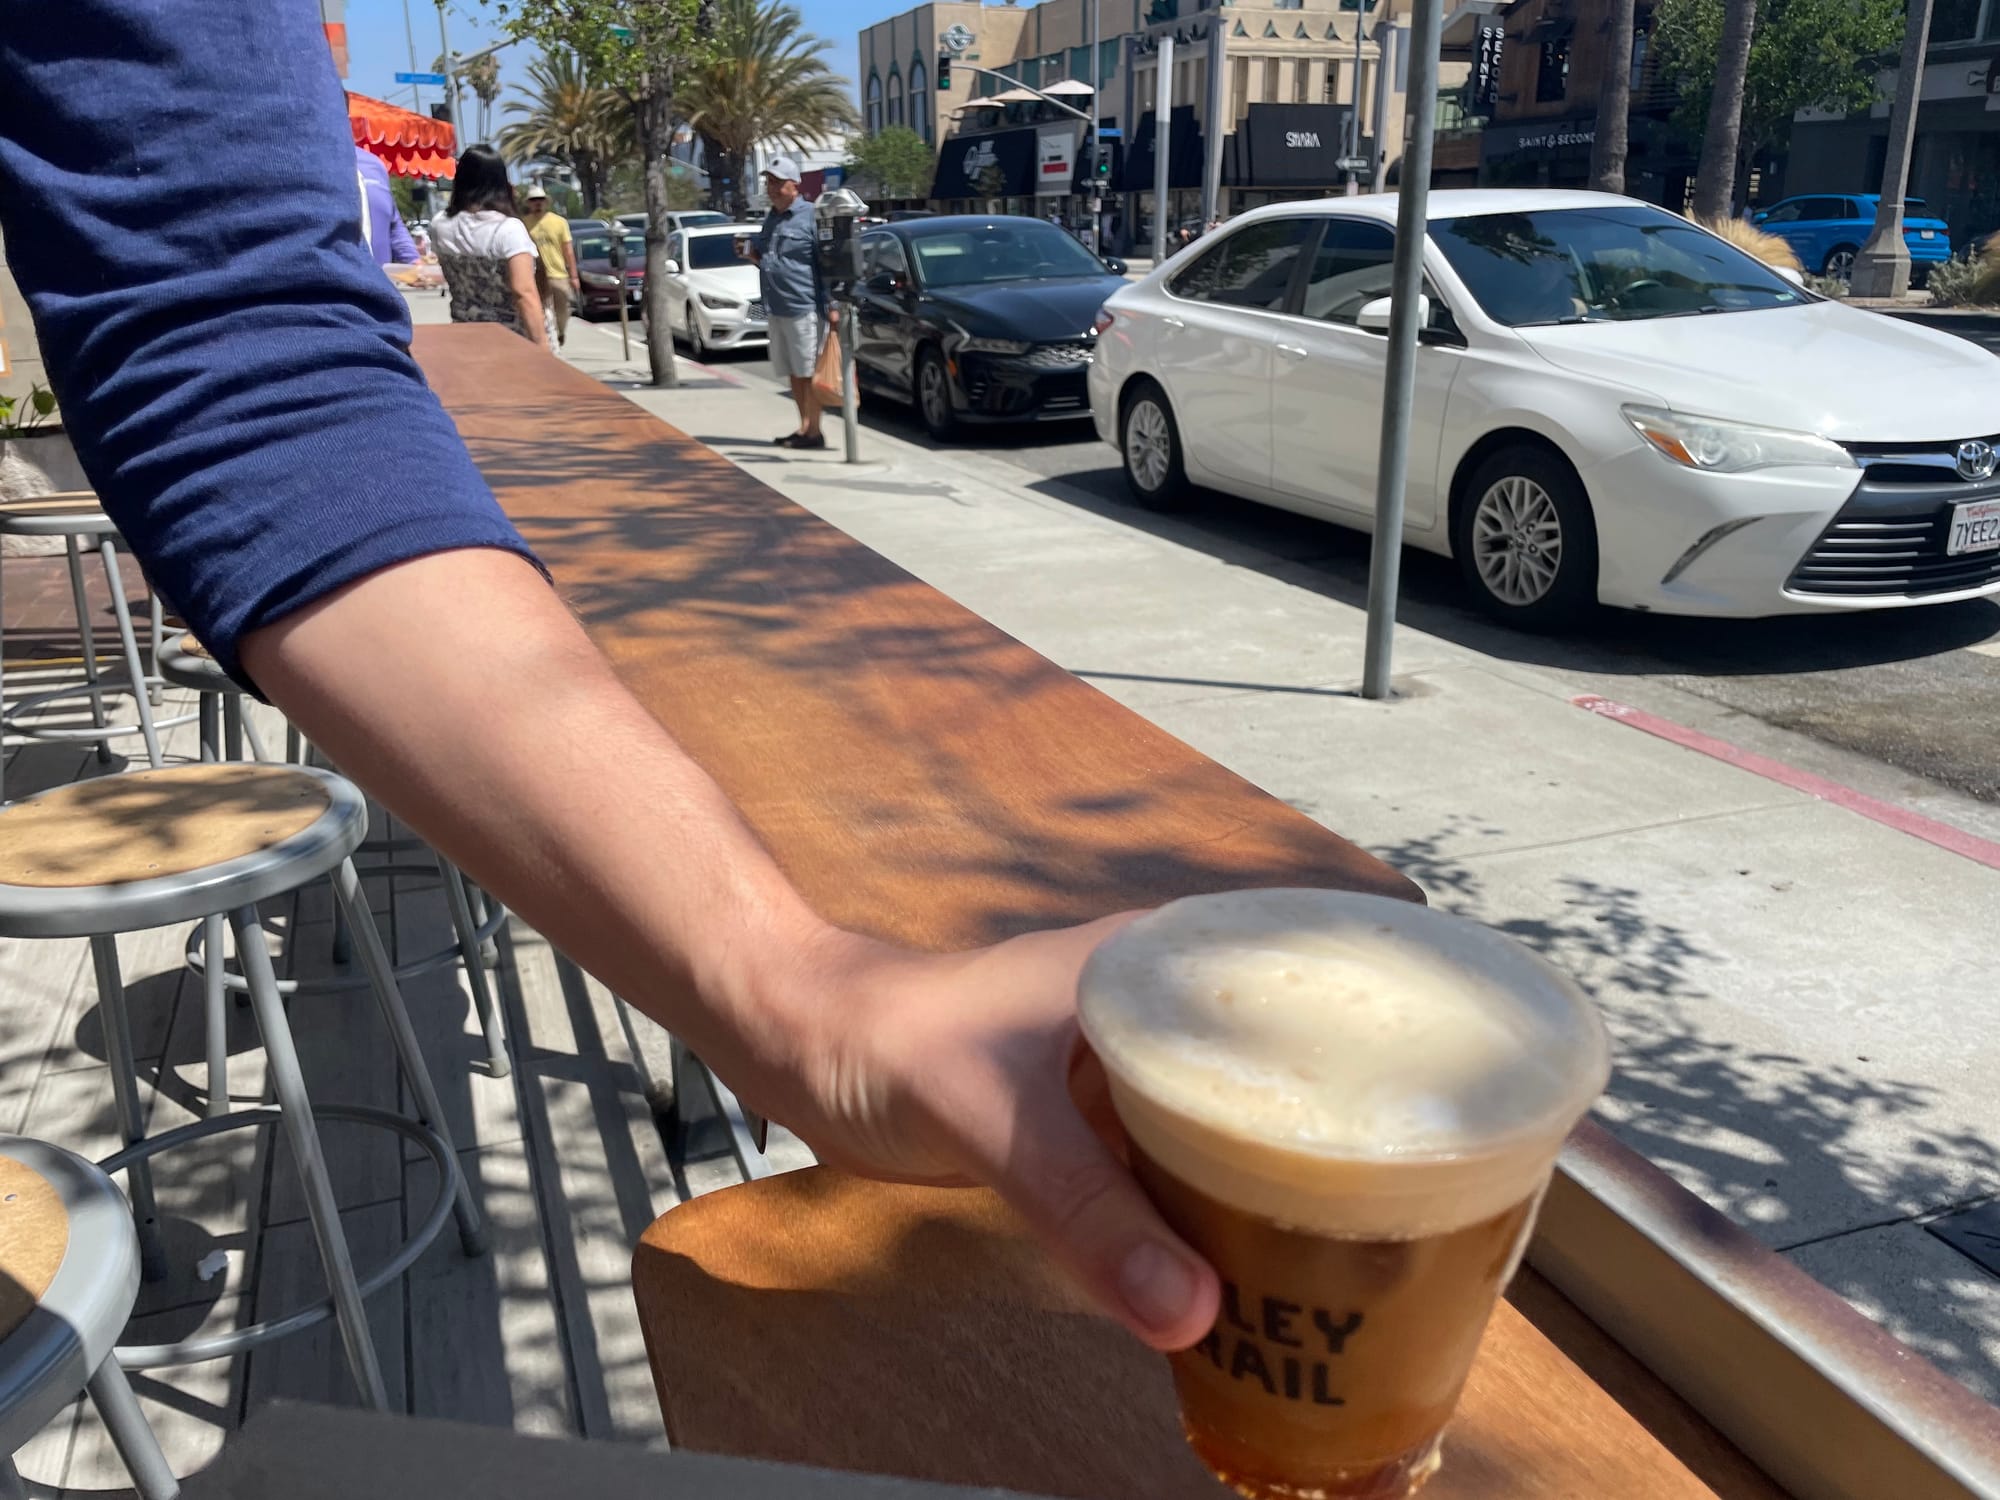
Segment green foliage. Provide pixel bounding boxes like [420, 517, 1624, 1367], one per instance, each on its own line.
[677, 0, 857, 217]
[1802, 271, 1850, 299]
[842, 125, 936, 202]
[487, 0, 714, 96]
[496, 48, 631, 209]
[0, 383, 58, 441]
[1653, 0, 1901, 162]
[1926, 247, 2000, 308]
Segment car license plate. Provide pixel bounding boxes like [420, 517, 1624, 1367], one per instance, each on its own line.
[1920, 228, 1936, 239]
[1947, 497, 2000, 556]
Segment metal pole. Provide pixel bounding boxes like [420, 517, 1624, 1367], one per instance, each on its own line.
[1347, 3, 1367, 194]
[1372, 22, 1397, 191]
[617, 283, 631, 360]
[1091, 0, 1103, 252]
[1851, 0, 1934, 298]
[1202, 18, 1227, 224]
[840, 296, 860, 463]
[1152, 35, 1174, 263]
[1359, 0, 1441, 701]
[435, 1, 464, 140]
[402, 0, 424, 116]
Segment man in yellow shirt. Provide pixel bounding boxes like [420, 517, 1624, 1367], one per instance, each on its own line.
[523, 183, 579, 346]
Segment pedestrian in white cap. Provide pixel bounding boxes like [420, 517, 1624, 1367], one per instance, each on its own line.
[738, 154, 837, 449]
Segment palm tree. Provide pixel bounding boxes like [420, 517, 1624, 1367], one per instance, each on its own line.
[1589, 0, 1636, 193]
[496, 50, 627, 212]
[464, 53, 503, 143]
[1692, 0, 1757, 219]
[676, 0, 858, 220]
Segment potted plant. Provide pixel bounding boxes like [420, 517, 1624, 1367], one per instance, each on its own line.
[0, 383, 88, 554]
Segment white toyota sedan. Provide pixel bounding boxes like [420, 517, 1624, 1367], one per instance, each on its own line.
[1087, 190, 2000, 625]
[661, 223, 768, 356]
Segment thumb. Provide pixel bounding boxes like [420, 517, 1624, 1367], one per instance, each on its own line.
[993, 1071, 1220, 1352]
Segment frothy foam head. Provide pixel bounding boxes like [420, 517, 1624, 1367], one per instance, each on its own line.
[1079, 890, 1611, 1235]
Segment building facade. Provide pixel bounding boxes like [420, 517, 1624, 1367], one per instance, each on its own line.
[858, 0, 1456, 248]
[1463, 0, 1697, 208]
[1789, 28, 2000, 250]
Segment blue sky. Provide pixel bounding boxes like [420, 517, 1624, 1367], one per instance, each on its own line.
[341, 0, 868, 129]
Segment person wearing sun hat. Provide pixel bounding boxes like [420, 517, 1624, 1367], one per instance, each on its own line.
[739, 154, 836, 449]
[522, 182, 579, 347]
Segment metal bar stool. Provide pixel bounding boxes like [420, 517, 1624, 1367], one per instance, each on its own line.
[0, 764, 490, 1411]
[0, 1137, 177, 1498]
[0, 495, 192, 803]
[157, 635, 512, 1091]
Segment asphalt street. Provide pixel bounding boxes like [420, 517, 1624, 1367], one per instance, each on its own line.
[687, 332, 2000, 808]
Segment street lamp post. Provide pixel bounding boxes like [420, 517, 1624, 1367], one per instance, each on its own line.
[1851, 0, 1936, 299]
[1347, 1, 1366, 194]
[434, 1, 464, 137]
[1090, 0, 1102, 252]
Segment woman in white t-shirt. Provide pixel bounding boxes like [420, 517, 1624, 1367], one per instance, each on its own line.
[430, 145, 547, 347]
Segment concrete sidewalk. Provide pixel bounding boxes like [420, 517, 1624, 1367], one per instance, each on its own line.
[421, 295, 2000, 1403]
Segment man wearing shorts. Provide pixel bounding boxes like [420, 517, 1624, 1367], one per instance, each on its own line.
[742, 156, 835, 450]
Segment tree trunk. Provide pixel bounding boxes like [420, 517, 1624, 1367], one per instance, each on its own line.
[575, 146, 602, 214]
[727, 148, 751, 222]
[1589, 0, 1636, 193]
[1692, 0, 1756, 220]
[637, 74, 680, 387]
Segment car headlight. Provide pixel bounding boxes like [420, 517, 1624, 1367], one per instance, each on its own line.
[956, 335, 1033, 355]
[1623, 406, 1855, 473]
[581, 272, 620, 289]
[699, 292, 741, 311]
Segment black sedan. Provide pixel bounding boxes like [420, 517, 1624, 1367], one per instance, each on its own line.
[848, 216, 1128, 440]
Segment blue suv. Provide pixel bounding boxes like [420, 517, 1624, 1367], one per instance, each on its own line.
[1751, 194, 1952, 282]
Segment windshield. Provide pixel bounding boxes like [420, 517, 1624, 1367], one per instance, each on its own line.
[678, 212, 730, 226]
[1431, 205, 1807, 327]
[907, 220, 1108, 288]
[683, 234, 744, 270]
[576, 234, 646, 264]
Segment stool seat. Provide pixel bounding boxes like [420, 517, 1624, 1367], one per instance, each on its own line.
[0, 765, 364, 937]
[157, 634, 232, 695]
[0, 1138, 142, 1454]
[0, 493, 116, 538]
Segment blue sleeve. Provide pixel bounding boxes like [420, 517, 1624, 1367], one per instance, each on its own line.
[0, 0, 546, 690]
[390, 210, 421, 265]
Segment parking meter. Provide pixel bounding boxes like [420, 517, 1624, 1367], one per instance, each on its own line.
[813, 186, 869, 462]
[813, 185, 869, 298]
[605, 234, 632, 358]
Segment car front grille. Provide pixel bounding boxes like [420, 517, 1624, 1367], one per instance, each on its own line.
[746, 300, 766, 324]
[1789, 450, 2000, 596]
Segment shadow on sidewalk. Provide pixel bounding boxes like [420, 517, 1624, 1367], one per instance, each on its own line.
[1376, 815, 2000, 1401]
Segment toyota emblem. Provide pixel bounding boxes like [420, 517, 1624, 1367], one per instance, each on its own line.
[1957, 439, 1997, 481]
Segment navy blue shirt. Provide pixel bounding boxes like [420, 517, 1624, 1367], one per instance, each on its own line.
[0, 0, 542, 688]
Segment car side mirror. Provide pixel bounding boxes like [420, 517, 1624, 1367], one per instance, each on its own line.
[867, 270, 906, 294]
[662, 259, 680, 276]
[1776, 265, 1805, 288]
[1103, 256, 1128, 276]
[1752, 211, 1769, 225]
[1356, 293, 1429, 334]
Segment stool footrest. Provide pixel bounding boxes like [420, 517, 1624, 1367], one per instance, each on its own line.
[183, 900, 508, 998]
[98, 1103, 463, 1369]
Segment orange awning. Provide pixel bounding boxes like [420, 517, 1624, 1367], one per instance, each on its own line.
[348, 92, 457, 180]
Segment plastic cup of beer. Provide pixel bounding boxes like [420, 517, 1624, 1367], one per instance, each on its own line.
[1077, 889, 1611, 1500]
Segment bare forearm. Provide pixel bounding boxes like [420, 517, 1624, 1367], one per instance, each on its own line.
[240, 549, 829, 1080]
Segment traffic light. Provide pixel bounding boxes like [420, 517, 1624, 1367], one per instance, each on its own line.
[937, 51, 951, 90]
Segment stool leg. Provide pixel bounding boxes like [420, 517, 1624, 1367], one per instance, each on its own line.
[148, 595, 165, 709]
[0, 1455, 25, 1500]
[331, 860, 491, 1258]
[91, 935, 168, 1282]
[439, 860, 508, 1079]
[86, 1356, 179, 1500]
[228, 906, 391, 1410]
[240, 709, 270, 763]
[201, 915, 228, 1120]
[285, 723, 301, 764]
[1, 548, 9, 807]
[64, 534, 113, 763]
[222, 697, 243, 763]
[197, 694, 219, 764]
[97, 541, 162, 771]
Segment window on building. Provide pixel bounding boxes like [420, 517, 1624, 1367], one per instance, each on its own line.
[1324, 59, 1339, 103]
[1629, 25, 1650, 90]
[1294, 61, 1311, 102]
[1071, 44, 1093, 81]
[1020, 58, 1041, 87]
[909, 59, 930, 142]
[1102, 40, 1120, 81]
[887, 70, 904, 128]
[866, 74, 883, 133]
[1233, 56, 1251, 116]
[1168, 217, 1316, 310]
[1933, 0, 1981, 42]
[1536, 29, 1571, 102]
[1264, 56, 1281, 98]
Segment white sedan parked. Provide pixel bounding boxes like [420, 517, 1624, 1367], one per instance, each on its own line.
[660, 223, 769, 356]
[1087, 190, 2000, 625]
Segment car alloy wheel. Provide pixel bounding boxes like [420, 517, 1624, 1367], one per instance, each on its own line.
[1471, 475, 1564, 607]
[1823, 245, 1857, 280]
[918, 351, 956, 439]
[686, 307, 707, 357]
[1125, 397, 1173, 494]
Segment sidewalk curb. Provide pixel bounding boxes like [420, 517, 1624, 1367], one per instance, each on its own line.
[1574, 695, 2000, 873]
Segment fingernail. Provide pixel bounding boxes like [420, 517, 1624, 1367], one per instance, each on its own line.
[1119, 1241, 1198, 1335]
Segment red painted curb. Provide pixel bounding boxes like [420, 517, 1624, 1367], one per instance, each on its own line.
[1570, 695, 2000, 874]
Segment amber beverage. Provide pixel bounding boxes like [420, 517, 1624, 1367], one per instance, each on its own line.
[1077, 890, 1610, 1499]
